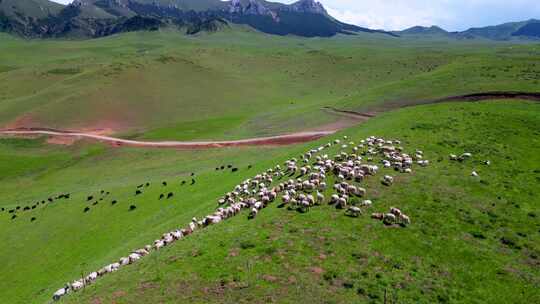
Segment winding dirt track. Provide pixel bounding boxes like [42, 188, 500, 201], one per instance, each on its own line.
[1, 92, 538, 149]
[0, 129, 335, 149]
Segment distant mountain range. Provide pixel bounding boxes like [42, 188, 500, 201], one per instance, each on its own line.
[0, 0, 539, 40]
[0, 0, 395, 38]
[395, 19, 540, 40]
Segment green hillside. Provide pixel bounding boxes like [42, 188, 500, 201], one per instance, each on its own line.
[0, 29, 539, 303]
[0, 30, 539, 141]
[1, 99, 538, 303]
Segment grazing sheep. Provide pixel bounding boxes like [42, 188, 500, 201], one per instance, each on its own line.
[128, 253, 141, 264]
[85, 272, 98, 283]
[371, 212, 384, 220]
[316, 191, 325, 205]
[383, 213, 396, 225]
[399, 214, 411, 226]
[249, 208, 258, 219]
[119, 257, 130, 266]
[53, 286, 69, 301]
[390, 207, 402, 217]
[52, 135, 431, 299]
[361, 200, 372, 207]
[71, 280, 84, 291]
[471, 171, 479, 177]
[346, 206, 362, 217]
[381, 175, 394, 186]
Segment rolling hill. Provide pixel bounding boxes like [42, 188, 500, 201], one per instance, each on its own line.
[398, 19, 540, 40]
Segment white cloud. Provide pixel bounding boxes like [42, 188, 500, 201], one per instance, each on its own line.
[50, 0, 540, 31]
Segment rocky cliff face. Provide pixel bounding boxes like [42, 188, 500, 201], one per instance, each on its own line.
[282, 0, 326, 15]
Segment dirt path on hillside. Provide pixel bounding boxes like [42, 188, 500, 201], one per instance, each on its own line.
[0, 129, 335, 149]
[1, 91, 538, 149]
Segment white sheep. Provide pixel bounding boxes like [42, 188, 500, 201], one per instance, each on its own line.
[346, 206, 362, 217]
[53, 286, 69, 301]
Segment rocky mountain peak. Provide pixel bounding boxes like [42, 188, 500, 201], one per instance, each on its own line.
[285, 0, 327, 15]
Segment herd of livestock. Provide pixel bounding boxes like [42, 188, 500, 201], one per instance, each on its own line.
[51, 134, 431, 301]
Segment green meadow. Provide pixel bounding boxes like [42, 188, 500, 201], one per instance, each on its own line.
[0, 29, 539, 303]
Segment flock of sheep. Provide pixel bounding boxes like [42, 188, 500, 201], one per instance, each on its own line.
[53, 135, 428, 301]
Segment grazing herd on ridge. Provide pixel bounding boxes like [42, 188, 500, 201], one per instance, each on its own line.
[0, 133, 483, 301]
[51, 135, 434, 301]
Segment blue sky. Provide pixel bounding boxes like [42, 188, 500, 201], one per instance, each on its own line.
[51, 0, 540, 31]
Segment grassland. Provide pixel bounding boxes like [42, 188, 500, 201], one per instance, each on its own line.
[0, 29, 539, 303]
[0, 99, 538, 303]
[1, 29, 539, 141]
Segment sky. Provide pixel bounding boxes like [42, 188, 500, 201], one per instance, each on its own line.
[50, 0, 540, 31]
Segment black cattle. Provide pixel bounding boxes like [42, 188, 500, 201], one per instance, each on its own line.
[220, 166, 225, 170]
[248, 165, 252, 169]
[31, 205, 36, 209]
[11, 215, 16, 220]
[87, 196, 93, 201]
[162, 181, 167, 186]
[0, 208, 4, 212]
[41, 200, 45, 204]
[191, 172, 195, 176]
[111, 200, 117, 205]
[167, 192, 174, 199]
[215, 167, 219, 171]
[24, 206, 30, 211]
[100, 190, 105, 194]
[16, 206, 20, 210]
[232, 168, 238, 173]
[31, 217, 36, 222]
[48, 198, 53, 202]
[83, 207, 90, 213]
[145, 182, 150, 187]
[99, 198, 103, 201]
[181, 180, 186, 185]
[190, 179, 196, 185]
[105, 192, 110, 195]
[92, 201, 98, 206]
[135, 190, 142, 195]
[159, 194, 164, 200]
[137, 184, 143, 188]
[8, 209, 14, 213]
[129, 205, 137, 211]
[227, 165, 232, 169]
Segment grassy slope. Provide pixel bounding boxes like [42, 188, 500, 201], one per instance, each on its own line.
[1, 100, 538, 303]
[0, 30, 539, 141]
